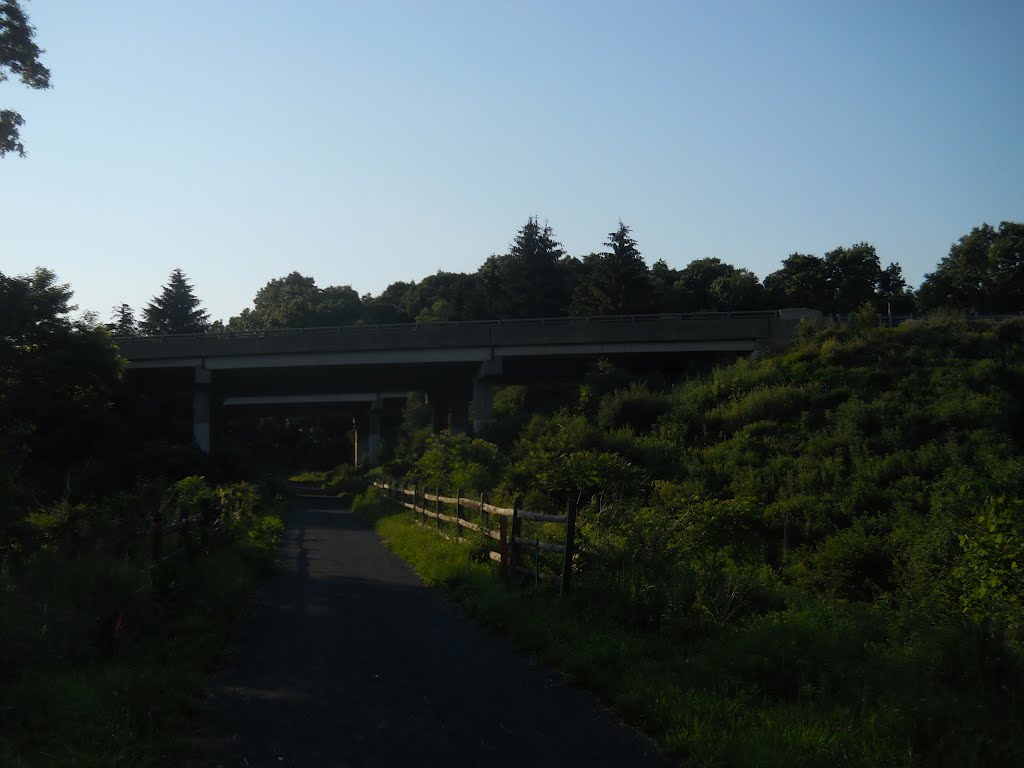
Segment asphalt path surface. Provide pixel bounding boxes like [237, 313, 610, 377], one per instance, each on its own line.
[188, 487, 676, 767]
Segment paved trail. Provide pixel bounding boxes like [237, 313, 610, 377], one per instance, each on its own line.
[188, 488, 675, 767]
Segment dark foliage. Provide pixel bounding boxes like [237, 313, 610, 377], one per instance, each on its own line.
[140, 268, 210, 335]
[0, 0, 50, 157]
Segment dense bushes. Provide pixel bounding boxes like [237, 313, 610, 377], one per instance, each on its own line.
[0, 475, 284, 764]
[389, 316, 1024, 764]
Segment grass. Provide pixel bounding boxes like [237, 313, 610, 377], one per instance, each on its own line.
[289, 465, 364, 502]
[363, 489, 1019, 767]
[0, 513, 282, 767]
[287, 469, 328, 483]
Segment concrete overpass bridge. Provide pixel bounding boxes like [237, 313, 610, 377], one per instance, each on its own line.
[115, 309, 820, 465]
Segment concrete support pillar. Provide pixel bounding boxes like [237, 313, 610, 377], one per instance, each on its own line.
[352, 412, 369, 467]
[353, 398, 385, 467]
[472, 378, 494, 434]
[472, 358, 503, 434]
[193, 367, 212, 454]
[368, 397, 384, 467]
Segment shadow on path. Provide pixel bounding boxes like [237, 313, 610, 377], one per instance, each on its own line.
[188, 487, 675, 767]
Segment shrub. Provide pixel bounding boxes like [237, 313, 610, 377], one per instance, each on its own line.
[595, 383, 670, 433]
[414, 432, 501, 493]
[215, 481, 260, 523]
[955, 496, 1024, 633]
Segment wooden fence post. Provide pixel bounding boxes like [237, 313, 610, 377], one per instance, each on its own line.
[434, 487, 441, 531]
[509, 497, 522, 577]
[560, 495, 578, 596]
[534, 536, 540, 587]
[499, 516, 509, 584]
[481, 492, 488, 533]
[455, 488, 462, 541]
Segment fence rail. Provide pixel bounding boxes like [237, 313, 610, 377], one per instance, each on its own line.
[371, 480, 578, 594]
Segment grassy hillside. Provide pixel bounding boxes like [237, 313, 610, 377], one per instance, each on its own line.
[376, 315, 1024, 766]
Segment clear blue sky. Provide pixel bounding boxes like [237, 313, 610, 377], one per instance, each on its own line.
[2, 0, 1022, 323]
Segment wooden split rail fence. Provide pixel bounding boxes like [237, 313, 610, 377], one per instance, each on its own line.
[371, 480, 578, 595]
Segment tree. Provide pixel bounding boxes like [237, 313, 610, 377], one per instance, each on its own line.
[479, 217, 570, 318]
[823, 243, 883, 313]
[918, 222, 1024, 312]
[382, 271, 488, 323]
[0, 265, 73, 338]
[649, 259, 683, 312]
[231, 271, 319, 329]
[415, 298, 454, 323]
[1, 0, 51, 158]
[358, 294, 410, 325]
[140, 269, 210, 335]
[227, 271, 363, 330]
[570, 222, 653, 316]
[675, 258, 737, 311]
[764, 253, 828, 309]
[709, 268, 763, 310]
[315, 284, 362, 326]
[877, 262, 915, 314]
[107, 303, 137, 336]
[0, 268, 123, 517]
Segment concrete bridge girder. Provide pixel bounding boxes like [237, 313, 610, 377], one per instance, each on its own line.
[120, 312, 822, 463]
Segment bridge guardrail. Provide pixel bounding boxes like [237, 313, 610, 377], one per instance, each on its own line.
[115, 309, 1024, 345]
[114, 309, 1024, 344]
[112, 310, 788, 343]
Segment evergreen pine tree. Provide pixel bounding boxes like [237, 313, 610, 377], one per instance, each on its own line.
[108, 303, 137, 336]
[479, 216, 569, 318]
[140, 269, 210, 334]
[571, 222, 652, 315]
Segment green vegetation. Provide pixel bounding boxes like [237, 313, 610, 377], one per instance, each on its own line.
[101, 217, 1023, 335]
[138, 268, 210, 335]
[368, 315, 1024, 766]
[0, 476, 284, 767]
[0, 1, 50, 158]
[289, 463, 364, 501]
[0, 269, 285, 765]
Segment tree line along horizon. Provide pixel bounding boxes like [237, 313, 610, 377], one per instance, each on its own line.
[102, 217, 1023, 336]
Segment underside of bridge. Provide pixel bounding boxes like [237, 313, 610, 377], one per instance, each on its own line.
[115, 311, 821, 466]
[119, 347, 747, 468]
